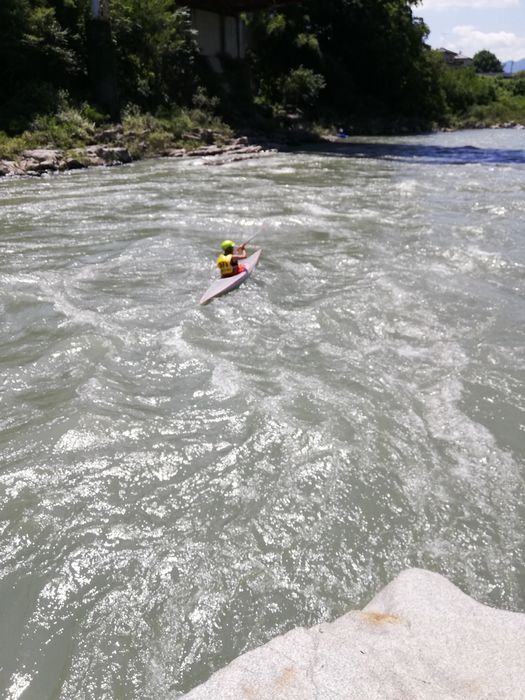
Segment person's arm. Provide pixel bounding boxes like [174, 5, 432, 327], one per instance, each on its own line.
[232, 245, 247, 261]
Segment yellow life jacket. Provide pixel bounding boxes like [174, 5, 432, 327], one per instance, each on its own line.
[217, 253, 235, 277]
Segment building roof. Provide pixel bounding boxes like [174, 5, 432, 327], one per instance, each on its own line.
[183, 0, 301, 13]
[436, 48, 473, 65]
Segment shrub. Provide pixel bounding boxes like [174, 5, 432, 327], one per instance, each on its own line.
[440, 67, 497, 113]
[472, 49, 503, 74]
[282, 66, 325, 112]
[0, 132, 27, 160]
[508, 76, 525, 97]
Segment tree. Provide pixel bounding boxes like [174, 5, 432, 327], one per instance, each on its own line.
[472, 50, 502, 74]
[0, 0, 200, 132]
[246, 0, 444, 122]
[438, 65, 496, 112]
[282, 66, 325, 113]
[110, 0, 199, 110]
[0, 0, 86, 133]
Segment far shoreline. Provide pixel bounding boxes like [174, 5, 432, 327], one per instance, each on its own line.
[1, 121, 523, 180]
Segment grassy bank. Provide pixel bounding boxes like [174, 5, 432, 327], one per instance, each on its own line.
[1, 79, 524, 168]
[0, 100, 234, 163]
[443, 73, 525, 129]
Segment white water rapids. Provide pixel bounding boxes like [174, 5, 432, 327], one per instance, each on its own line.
[1, 129, 524, 698]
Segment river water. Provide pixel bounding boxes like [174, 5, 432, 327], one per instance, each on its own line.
[1, 129, 524, 698]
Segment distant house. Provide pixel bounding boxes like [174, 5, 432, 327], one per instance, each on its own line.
[436, 48, 473, 68]
[183, 1, 301, 69]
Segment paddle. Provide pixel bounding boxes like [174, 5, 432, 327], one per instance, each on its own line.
[239, 232, 259, 249]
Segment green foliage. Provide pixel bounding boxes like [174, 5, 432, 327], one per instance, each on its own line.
[472, 49, 503, 74]
[0, 96, 96, 159]
[23, 6, 79, 74]
[120, 103, 231, 157]
[0, 132, 28, 161]
[0, 0, 522, 142]
[439, 65, 497, 113]
[0, 99, 232, 162]
[295, 33, 320, 54]
[431, 65, 525, 127]
[0, 0, 201, 133]
[22, 95, 97, 151]
[508, 75, 525, 97]
[80, 103, 108, 125]
[192, 87, 220, 114]
[246, 0, 443, 122]
[282, 66, 326, 112]
[0, 0, 87, 132]
[464, 93, 525, 126]
[266, 13, 287, 35]
[110, 0, 199, 110]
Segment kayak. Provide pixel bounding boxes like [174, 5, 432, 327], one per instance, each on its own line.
[199, 249, 262, 305]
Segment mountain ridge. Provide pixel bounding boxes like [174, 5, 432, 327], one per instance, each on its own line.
[503, 58, 525, 73]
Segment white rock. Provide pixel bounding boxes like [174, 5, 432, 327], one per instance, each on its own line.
[21, 148, 61, 161]
[183, 568, 525, 699]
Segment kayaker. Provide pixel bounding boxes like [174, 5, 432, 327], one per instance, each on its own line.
[217, 240, 247, 278]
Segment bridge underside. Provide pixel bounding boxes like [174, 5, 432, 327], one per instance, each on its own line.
[185, 1, 301, 70]
[183, 1, 301, 15]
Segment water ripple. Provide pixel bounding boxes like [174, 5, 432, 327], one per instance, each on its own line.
[0, 129, 524, 698]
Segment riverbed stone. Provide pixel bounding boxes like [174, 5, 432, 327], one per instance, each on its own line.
[21, 148, 60, 162]
[19, 148, 62, 174]
[85, 145, 132, 164]
[186, 143, 264, 158]
[183, 568, 525, 699]
[0, 160, 24, 177]
[164, 148, 186, 158]
[63, 157, 87, 170]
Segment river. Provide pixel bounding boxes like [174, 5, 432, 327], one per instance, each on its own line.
[1, 129, 524, 699]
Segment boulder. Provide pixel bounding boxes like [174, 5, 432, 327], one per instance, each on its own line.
[164, 148, 186, 158]
[95, 125, 123, 143]
[187, 143, 264, 158]
[84, 145, 132, 165]
[103, 146, 132, 164]
[19, 148, 62, 174]
[26, 158, 59, 173]
[183, 568, 525, 699]
[0, 161, 24, 177]
[63, 157, 87, 171]
[21, 148, 61, 162]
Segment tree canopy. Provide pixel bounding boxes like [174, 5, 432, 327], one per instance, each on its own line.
[0, 0, 200, 132]
[245, 0, 443, 121]
[472, 49, 503, 74]
[0, 0, 517, 136]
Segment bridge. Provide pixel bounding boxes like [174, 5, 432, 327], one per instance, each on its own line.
[184, 0, 300, 10]
[91, 0, 300, 19]
[88, 0, 301, 118]
[185, 1, 302, 70]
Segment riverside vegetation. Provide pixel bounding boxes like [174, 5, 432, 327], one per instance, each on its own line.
[1, 0, 524, 173]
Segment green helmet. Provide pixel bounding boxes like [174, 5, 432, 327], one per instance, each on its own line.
[221, 240, 235, 251]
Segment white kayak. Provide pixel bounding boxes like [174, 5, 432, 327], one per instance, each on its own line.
[199, 249, 262, 305]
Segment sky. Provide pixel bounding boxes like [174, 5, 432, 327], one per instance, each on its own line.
[416, 0, 525, 63]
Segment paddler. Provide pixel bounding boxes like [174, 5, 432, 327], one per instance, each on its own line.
[217, 240, 247, 278]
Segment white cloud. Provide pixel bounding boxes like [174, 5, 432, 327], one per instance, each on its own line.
[420, 0, 519, 9]
[444, 25, 525, 60]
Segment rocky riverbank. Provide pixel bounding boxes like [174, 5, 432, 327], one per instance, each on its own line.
[2, 120, 523, 179]
[0, 116, 333, 178]
[184, 568, 525, 699]
[0, 136, 281, 178]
